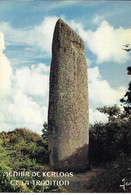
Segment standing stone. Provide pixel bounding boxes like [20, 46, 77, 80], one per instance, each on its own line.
[48, 19, 89, 172]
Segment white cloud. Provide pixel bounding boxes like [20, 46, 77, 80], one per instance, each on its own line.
[88, 66, 126, 124]
[0, 98, 11, 131]
[88, 66, 126, 107]
[0, 34, 49, 133]
[0, 29, 50, 133]
[0, 32, 12, 96]
[0, 91, 48, 134]
[93, 14, 104, 25]
[7, 92, 47, 133]
[0, 32, 5, 51]
[30, 16, 58, 54]
[89, 108, 108, 124]
[87, 21, 131, 63]
[0, 16, 59, 55]
[69, 19, 131, 64]
[14, 63, 49, 97]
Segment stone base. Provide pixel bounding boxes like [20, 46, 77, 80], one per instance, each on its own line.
[50, 144, 89, 173]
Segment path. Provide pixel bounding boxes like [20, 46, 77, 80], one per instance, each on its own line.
[45, 168, 105, 193]
[63, 168, 105, 192]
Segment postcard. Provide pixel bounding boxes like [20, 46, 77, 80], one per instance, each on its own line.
[0, 0, 131, 193]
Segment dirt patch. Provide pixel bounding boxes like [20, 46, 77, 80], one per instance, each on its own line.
[63, 168, 105, 192]
[45, 168, 105, 193]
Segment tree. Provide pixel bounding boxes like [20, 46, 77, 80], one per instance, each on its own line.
[89, 104, 131, 166]
[97, 105, 121, 121]
[120, 81, 131, 118]
[41, 122, 48, 140]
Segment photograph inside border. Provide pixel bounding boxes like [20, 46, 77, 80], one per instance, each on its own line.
[0, 0, 131, 193]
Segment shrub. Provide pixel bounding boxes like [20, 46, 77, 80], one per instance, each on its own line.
[87, 155, 131, 192]
[0, 128, 51, 192]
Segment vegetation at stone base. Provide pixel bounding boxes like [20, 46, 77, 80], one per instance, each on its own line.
[41, 103, 131, 192]
[0, 128, 62, 192]
[86, 156, 131, 192]
[89, 104, 131, 192]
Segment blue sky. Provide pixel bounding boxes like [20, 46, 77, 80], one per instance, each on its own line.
[0, 0, 131, 134]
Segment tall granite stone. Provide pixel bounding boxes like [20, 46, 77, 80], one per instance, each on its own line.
[48, 19, 89, 172]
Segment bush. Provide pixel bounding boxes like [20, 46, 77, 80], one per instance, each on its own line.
[0, 128, 51, 192]
[87, 155, 131, 192]
[89, 117, 131, 166]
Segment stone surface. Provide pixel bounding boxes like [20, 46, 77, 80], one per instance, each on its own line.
[48, 19, 89, 172]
